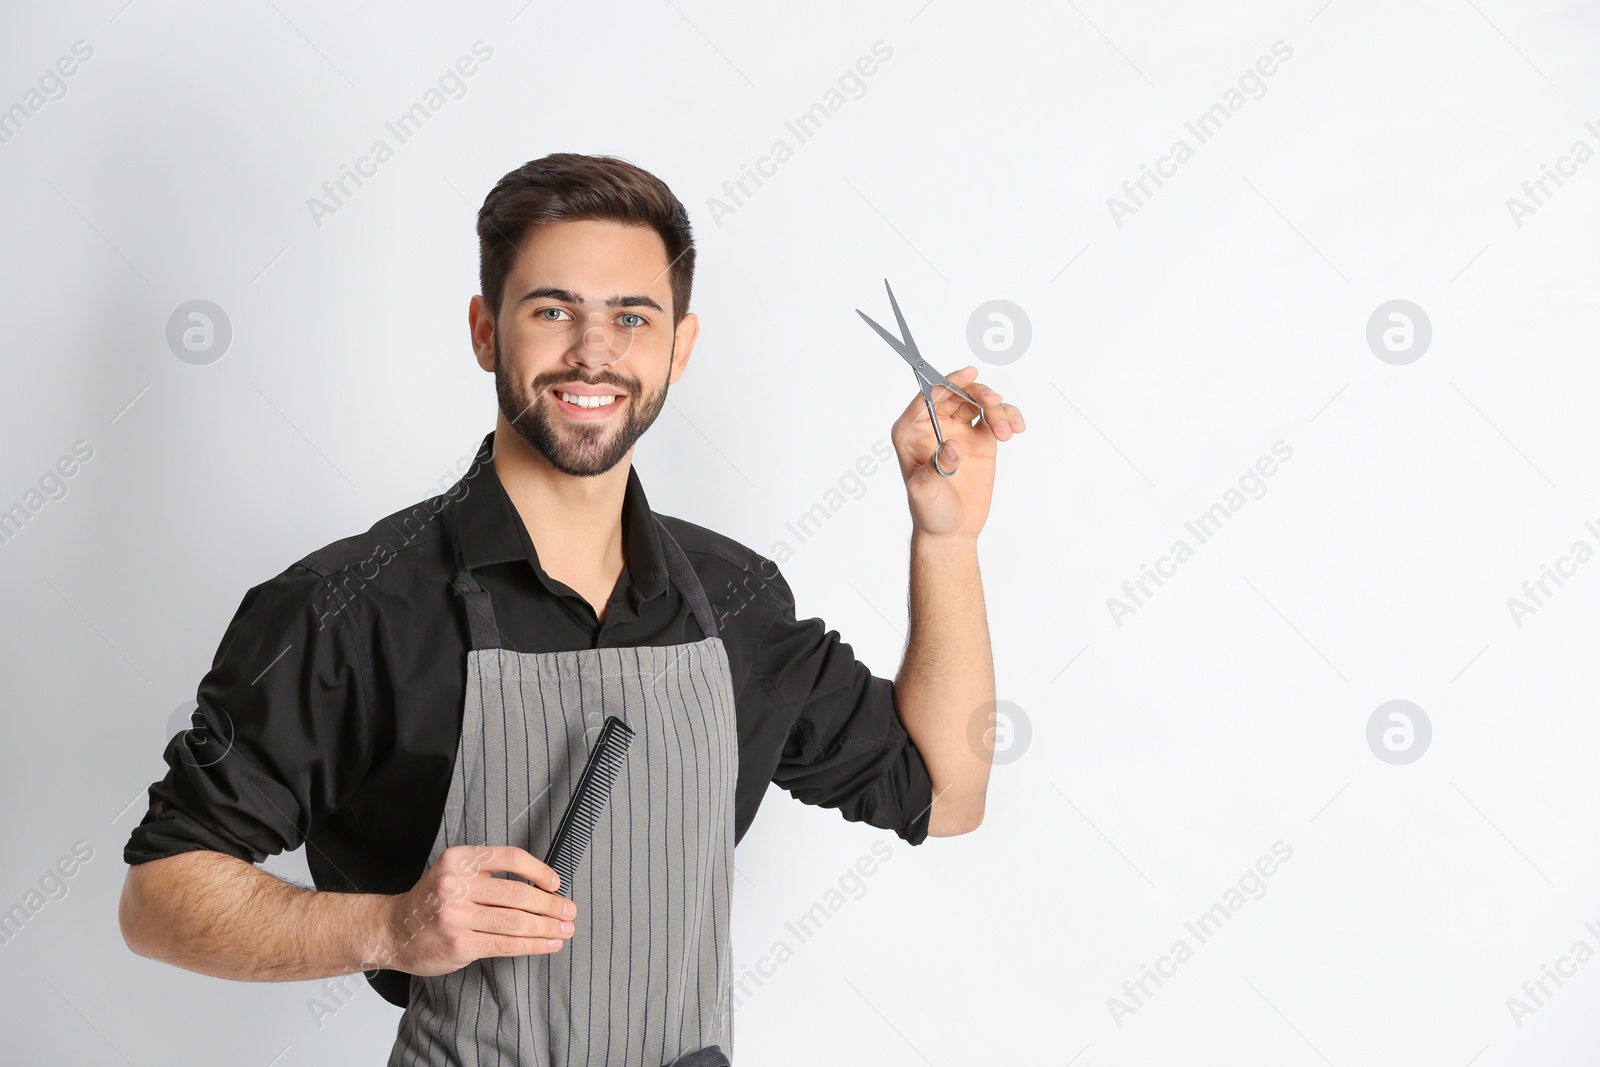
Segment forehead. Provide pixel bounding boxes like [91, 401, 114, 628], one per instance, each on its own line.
[507, 219, 671, 301]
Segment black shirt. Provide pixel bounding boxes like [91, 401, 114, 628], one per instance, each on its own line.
[123, 431, 933, 1005]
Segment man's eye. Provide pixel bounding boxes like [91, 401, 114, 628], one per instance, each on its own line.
[618, 312, 645, 328]
[537, 307, 570, 322]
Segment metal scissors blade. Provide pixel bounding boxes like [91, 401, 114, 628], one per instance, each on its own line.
[855, 279, 989, 422]
[855, 278, 989, 477]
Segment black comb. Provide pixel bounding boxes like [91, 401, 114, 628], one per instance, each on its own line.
[544, 715, 636, 898]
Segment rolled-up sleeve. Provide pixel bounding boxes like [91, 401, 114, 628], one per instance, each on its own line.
[756, 563, 933, 846]
[123, 563, 373, 866]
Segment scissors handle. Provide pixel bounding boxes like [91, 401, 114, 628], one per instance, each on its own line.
[919, 392, 962, 476]
[927, 402, 959, 476]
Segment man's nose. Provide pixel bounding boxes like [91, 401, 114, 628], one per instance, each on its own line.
[576, 313, 619, 366]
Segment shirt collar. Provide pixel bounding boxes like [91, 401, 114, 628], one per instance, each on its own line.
[449, 430, 669, 602]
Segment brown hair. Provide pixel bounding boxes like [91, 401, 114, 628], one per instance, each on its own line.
[476, 153, 695, 328]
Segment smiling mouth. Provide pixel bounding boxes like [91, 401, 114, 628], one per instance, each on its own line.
[558, 390, 620, 408]
[550, 387, 626, 418]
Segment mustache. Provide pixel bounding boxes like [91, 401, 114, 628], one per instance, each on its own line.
[501, 371, 641, 426]
[537, 372, 638, 396]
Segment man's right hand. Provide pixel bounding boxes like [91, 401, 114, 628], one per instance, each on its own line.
[382, 845, 577, 977]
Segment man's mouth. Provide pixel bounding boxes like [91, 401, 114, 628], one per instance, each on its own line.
[550, 386, 627, 418]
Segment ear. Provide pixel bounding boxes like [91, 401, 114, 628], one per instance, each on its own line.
[668, 312, 700, 385]
[468, 295, 496, 372]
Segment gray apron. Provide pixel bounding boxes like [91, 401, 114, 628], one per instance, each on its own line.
[387, 495, 736, 1067]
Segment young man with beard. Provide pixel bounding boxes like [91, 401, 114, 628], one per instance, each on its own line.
[119, 152, 1025, 1066]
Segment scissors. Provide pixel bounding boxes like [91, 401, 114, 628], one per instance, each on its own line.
[856, 278, 990, 477]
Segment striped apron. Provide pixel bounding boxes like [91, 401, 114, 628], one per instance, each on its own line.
[388, 496, 736, 1067]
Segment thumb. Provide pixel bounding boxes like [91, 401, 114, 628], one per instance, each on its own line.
[920, 438, 960, 478]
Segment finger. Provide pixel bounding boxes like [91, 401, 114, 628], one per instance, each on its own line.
[470, 901, 576, 942]
[934, 375, 1024, 438]
[474, 867, 578, 922]
[998, 401, 1025, 433]
[931, 366, 981, 409]
[960, 381, 1007, 427]
[905, 368, 990, 428]
[468, 844, 562, 894]
[923, 385, 984, 425]
[961, 391, 1018, 440]
[467, 927, 568, 958]
[927, 367, 993, 423]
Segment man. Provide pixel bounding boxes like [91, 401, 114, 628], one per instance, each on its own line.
[118, 152, 1025, 1066]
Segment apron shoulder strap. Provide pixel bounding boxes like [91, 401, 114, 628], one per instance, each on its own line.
[451, 570, 502, 652]
[654, 517, 719, 640]
[443, 494, 503, 652]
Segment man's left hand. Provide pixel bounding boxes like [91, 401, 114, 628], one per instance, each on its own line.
[891, 365, 1024, 539]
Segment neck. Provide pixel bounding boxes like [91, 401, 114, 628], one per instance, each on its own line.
[490, 417, 629, 579]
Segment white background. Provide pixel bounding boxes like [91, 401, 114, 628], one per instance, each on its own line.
[2, 0, 1598, 1064]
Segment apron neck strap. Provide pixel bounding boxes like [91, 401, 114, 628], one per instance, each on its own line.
[443, 492, 504, 653]
[442, 492, 720, 652]
[654, 517, 718, 640]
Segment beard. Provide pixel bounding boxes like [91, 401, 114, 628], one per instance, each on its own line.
[493, 330, 672, 478]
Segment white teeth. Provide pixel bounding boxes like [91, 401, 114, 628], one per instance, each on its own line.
[558, 392, 619, 409]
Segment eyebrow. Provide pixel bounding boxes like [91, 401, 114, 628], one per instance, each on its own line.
[516, 286, 664, 312]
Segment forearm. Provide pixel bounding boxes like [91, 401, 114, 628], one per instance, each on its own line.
[120, 850, 392, 983]
[895, 530, 995, 833]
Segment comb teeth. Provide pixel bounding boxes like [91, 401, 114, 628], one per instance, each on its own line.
[545, 717, 636, 898]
